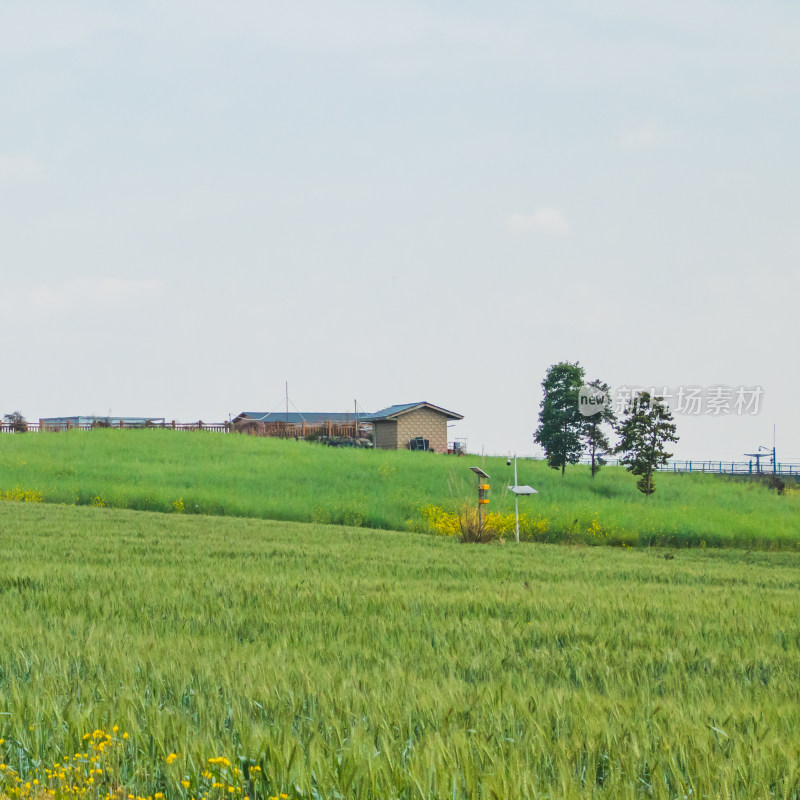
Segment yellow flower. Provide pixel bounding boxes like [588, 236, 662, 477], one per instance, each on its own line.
[181, 781, 191, 788]
[166, 753, 178, 765]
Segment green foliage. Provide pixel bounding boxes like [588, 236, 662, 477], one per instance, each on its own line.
[534, 361, 586, 476]
[616, 391, 679, 497]
[580, 378, 616, 477]
[3, 410, 28, 432]
[457, 504, 504, 543]
[0, 429, 798, 548]
[1, 502, 800, 799]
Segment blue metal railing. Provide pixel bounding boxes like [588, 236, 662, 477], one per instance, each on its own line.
[653, 459, 800, 476]
[538, 456, 800, 476]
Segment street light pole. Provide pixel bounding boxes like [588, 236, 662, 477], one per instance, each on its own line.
[508, 455, 537, 544]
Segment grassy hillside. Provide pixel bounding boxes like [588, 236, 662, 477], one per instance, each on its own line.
[0, 429, 798, 547]
[1, 502, 799, 799]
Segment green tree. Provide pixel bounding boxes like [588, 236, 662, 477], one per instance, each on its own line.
[615, 391, 678, 496]
[580, 379, 615, 477]
[3, 411, 28, 433]
[534, 361, 585, 476]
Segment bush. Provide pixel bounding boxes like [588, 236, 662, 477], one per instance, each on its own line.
[4, 411, 28, 433]
[764, 475, 786, 495]
[459, 505, 504, 544]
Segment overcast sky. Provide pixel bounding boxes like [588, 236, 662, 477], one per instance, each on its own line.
[2, 1, 798, 461]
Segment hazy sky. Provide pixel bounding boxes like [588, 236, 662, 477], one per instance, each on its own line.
[2, 1, 798, 460]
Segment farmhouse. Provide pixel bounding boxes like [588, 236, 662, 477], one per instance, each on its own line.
[363, 402, 463, 453]
[233, 402, 463, 452]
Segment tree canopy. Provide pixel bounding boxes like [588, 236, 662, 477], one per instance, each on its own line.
[534, 361, 585, 476]
[615, 391, 678, 497]
[580, 379, 615, 477]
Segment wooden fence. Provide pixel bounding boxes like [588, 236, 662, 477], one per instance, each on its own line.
[233, 419, 371, 440]
[0, 420, 369, 438]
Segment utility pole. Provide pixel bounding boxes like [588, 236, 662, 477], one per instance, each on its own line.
[513, 455, 519, 542]
[470, 467, 491, 528]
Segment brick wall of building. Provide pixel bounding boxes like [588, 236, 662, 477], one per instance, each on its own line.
[395, 407, 449, 453]
[373, 420, 398, 450]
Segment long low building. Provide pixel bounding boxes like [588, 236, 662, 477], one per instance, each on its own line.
[39, 416, 166, 430]
[233, 412, 358, 426]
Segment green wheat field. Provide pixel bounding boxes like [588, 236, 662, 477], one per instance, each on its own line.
[2, 503, 800, 799]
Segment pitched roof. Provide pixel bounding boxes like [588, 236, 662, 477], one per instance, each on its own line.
[362, 402, 463, 422]
[235, 412, 361, 425]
